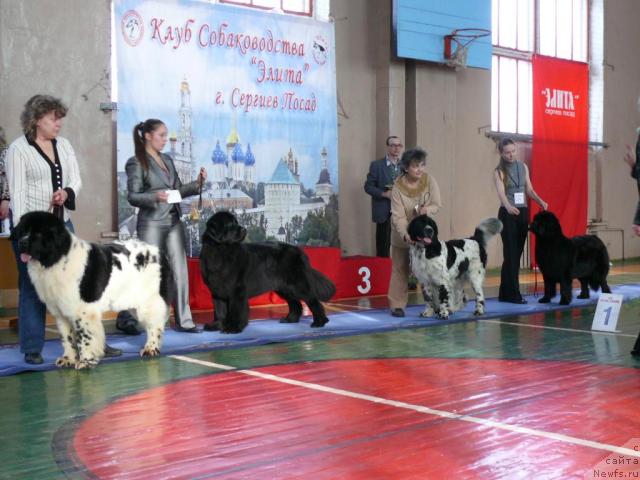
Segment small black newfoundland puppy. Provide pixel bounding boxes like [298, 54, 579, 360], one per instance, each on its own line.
[199, 211, 336, 333]
[530, 210, 611, 305]
[11, 211, 171, 368]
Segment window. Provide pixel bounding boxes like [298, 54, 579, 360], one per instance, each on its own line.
[219, 0, 319, 18]
[491, 0, 594, 136]
[218, 0, 330, 21]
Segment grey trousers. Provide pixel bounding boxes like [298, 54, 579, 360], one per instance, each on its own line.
[118, 220, 195, 330]
[138, 220, 194, 328]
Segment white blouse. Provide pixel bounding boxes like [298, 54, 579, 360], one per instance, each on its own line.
[6, 135, 82, 223]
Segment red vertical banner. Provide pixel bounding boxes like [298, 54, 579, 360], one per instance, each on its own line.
[531, 54, 589, 265]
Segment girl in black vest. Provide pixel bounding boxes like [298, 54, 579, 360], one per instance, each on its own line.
[493, 138, 547, 304]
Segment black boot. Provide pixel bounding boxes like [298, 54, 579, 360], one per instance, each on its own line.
[24, 352, 43, 365]
[104, 344, 122, 357]
[116, 311, 142, 336]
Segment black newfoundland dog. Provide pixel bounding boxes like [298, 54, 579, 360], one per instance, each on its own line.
[199, 211, 336, 333]
[10, 212, 172, 368]
[530, 210, 611, 305]
[407, 214, 502, 318]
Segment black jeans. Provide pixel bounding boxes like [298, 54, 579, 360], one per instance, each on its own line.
[375, 217, 391, 258]
[498, 206, 529, 301]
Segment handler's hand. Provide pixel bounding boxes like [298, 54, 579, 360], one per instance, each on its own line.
[506, 205, 520, 215]
[624, 145, 636, 170]
[198, 167, 207, 184]
[52, 189, 68, 206]
[155, 190, 169, 203]
[0, 200, 9, 220]
[633, 224, 640, 237]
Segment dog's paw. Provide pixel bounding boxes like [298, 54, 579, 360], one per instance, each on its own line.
[75, 359, 98, 370]
[220, 327, 244, 334]
[473, 307, 484, 316]
[437, 310, 449, 319]
[538, 296, 552, 304]
[140, 346, 160, 357]
[55, 356, 76, 368]
[559, 297, 571, 306]
[419, 308, 434, 318]
[310, 317, 329, 328]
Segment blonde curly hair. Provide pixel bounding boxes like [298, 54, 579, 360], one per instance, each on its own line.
[20, 95, 68, 141]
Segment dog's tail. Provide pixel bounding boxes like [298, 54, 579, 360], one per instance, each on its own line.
[309, 268, 336, 302]
[588, 238, 611, 291]
[472, 218, 503, 248]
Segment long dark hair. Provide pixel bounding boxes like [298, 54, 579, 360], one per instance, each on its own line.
[133, 119, 165, 171]
[496, 137, 516, 188]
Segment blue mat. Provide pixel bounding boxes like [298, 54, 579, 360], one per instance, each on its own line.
[2, 284, 640, 376]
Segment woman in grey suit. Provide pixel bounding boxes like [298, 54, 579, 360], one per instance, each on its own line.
[117, 118, 206, 333]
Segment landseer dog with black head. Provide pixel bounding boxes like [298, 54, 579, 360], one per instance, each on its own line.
[407, 214, 502, 318]
[530, 210, 611, 305]
[11, 211, 172, 369]
[200, 211, 336, 333]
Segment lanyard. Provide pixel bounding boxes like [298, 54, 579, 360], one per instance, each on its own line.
[505, 162, 521, 188]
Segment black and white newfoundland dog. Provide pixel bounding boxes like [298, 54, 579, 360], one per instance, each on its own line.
[530, 210, 611, 305]
[199, 211, 336, 333]
[11, 212, 171, 369]
[407, 215, 503, 319]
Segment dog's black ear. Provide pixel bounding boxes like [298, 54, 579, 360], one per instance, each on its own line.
[9, 213, 30, 241]
[545, 212, 562, 235]
[407, 215, 422, 241]
[427, 216, 438, 237]
[36, 220, 72, 267]
[202, 226, 222, 245]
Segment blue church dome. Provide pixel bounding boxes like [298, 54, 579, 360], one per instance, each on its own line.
[211, 141, 226, 164]
[245, 143, 256, 166]
[231, 143, 245, 163]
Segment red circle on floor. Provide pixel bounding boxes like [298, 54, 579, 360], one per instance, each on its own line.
[72, 358, 640, 479]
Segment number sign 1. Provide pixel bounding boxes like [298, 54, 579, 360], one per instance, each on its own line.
[591, 293, 623, 332]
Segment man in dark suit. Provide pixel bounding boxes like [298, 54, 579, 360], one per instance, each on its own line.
[364, 136, 403, 257]
[624, 126, 640, 356]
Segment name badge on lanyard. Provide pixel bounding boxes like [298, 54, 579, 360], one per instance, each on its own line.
[514, 191, 525, 206]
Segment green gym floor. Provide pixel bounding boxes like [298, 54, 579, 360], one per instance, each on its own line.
[1, 265, 640, 479]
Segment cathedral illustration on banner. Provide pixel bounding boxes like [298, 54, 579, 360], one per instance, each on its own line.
[118, 79, 336, 249]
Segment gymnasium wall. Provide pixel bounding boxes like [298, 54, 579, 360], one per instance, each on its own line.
[394, 0, 492, 69]
[1, 0, 640, 266]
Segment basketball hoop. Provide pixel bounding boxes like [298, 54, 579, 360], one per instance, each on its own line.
[444, 28, 491, 69]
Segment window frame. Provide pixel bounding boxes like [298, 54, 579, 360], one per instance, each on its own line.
[490, 0, 600, 144]
[219, 0, 314, 18]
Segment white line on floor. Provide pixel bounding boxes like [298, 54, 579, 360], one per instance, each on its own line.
[483, 319, 637, 337]
[45, 327, 58, 334]
[169, 354, 640, 458]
